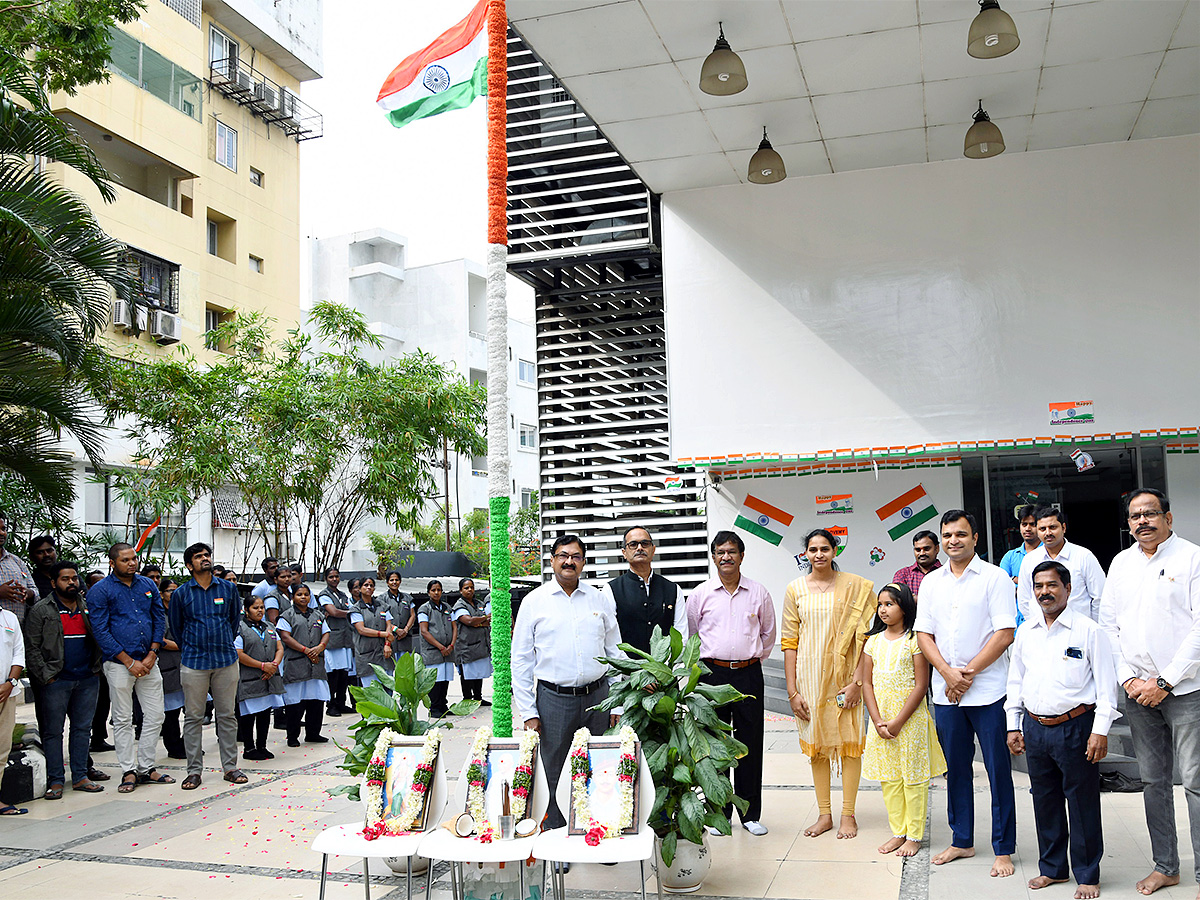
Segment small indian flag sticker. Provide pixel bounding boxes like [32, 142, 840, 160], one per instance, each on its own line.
[875, 485, 938, 542]
[734, 494, 794, 546]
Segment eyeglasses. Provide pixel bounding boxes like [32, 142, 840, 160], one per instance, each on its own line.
[624, 540, 653, 550]
[553, 553, 584, 563]
[1128, 510, 1166, 521]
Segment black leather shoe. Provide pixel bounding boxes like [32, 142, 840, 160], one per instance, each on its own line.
[90, 740, 115, 752]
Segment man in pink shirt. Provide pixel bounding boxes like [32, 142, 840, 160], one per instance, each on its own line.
[687, 530, 777, 836]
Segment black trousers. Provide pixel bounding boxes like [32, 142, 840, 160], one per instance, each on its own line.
[90, 675, 111, 746]
[701, 660, 765, 823]
[161, 707, 185, 758]
[326, 669, 352, 713]
[286, 700, 324, 741]
[460, 677, 484, 701]
[238, 709, 271, 750]
[428, 680, 450, 716]
[1025, 711, 1103, 885]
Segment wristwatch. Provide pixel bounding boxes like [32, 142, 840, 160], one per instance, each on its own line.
[1157, 676, 1175, 694]
[7, 677, 18, 689]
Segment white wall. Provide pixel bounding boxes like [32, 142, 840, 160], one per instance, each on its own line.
[663, 135, 1200, 460]
[1167, 452, 1200, 539]
[703, 463, 963, 624]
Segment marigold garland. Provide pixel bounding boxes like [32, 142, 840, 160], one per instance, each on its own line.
[569, 725, 638, 838]
[361, 728, 442, 838]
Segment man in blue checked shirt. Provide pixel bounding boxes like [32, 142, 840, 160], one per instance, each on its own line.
[170, 542, 244, 789]
[86, 543, 172, 793]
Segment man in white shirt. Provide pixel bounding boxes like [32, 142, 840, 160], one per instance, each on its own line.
[1016, 507, 1106, 622]
[512, 534, 622, 832]
[1099, 488, 1200, 898]
[915, 510, 1017, 878]
[0, 602, 27, 815]
[1007, 560, 1117, 900]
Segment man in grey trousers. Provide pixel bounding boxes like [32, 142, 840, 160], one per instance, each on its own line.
[169, 543, 245, 789]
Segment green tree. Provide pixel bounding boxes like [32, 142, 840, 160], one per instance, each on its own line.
[105, 303, 488, 572]
[0, 0, 144, 95]
[0, 49, 130, 513]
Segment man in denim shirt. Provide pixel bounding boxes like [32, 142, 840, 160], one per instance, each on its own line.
[170, 542, 243, 789]
[86, 543, 170, 793]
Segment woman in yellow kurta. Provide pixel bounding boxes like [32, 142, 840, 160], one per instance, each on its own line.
[782, 528, 878, 839]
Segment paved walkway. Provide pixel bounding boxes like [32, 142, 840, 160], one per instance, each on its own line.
[0, 690, 1193, 900]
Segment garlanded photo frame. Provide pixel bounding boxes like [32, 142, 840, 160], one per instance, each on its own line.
[379, 737, 440, 832]
[568, 736, 641, 836]
[478, 740, 538, 823]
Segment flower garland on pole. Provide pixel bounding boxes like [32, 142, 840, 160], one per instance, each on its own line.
[569, 725, 638, 844]
[361, 728, 442, 839]
[464, 725, 540, 837]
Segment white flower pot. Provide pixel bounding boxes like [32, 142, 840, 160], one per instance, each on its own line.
[652, 834, 711, 894]
[384, 854, 430, 876]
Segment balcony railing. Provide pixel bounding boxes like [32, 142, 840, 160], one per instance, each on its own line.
[208, 57, 322, 141]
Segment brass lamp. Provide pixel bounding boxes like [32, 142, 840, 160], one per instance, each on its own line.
[964, 101, 1005, 159]
[748, 128, 786, 183]
[699, 22, 748, 96]
[968, 0, 1020, 59]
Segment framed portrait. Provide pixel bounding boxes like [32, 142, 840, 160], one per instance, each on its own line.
[467, 740, 539, 824]
[568, 739, 641, 836]
[380, 738, 439, 831]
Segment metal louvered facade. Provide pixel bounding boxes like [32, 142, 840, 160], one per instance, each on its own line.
[506, 28, 709, 589]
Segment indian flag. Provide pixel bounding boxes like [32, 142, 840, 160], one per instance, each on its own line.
[875, 485, 938, 541]
[377, 0, 490, 130]
[734, 494, 794, 546]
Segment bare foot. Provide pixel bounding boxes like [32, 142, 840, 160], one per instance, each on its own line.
[1029, 875, 1069, 890]
[804, 814, 833, 837]
[932, 845, 975, 866]
[878, 836, 905, 854]
[991, 855, 1016, 878]
[896, 839, 921, 858]
[1135, 872, 1179, 895]
[1074, 885, 1100, 900]
[837, 814, 858, 839]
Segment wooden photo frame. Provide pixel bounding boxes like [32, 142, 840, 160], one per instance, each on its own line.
[466, 740, 540, 824]
[380, 738, 440, 831]
[567, 739, 641, 836]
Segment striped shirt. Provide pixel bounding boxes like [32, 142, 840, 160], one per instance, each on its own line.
[0, 549, 36, 622]
[891, 560, 941, 599]
[168, 576, 241, 670]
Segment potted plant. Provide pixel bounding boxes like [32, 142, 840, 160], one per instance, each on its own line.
[328, 654, 478, 873]
[596, 627, 748, 893]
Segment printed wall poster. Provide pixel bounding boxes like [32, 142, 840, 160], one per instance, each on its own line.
[815, 494, 853, 515]
[1049, 400, 1095, 427]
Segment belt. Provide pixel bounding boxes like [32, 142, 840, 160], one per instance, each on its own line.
[703, 658, 759, 670]
[1027, 702, 1095, 727]
[539, 677, 604, 696]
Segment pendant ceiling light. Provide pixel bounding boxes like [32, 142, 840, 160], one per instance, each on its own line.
[699, 22, 748, 96]
[748, 127, 785, 183]
[964, 101, 1005, 159]
[968, 0, 1020, 59]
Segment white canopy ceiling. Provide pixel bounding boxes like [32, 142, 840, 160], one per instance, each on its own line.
[508, 0, 1200, 192]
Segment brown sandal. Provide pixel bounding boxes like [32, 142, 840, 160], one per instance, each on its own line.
[223, 769, 248, 784]
[117, 771, 138, 794]
[181, 774, 202, 790]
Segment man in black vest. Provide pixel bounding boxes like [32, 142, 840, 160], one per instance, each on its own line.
[606, 526, 686, 653]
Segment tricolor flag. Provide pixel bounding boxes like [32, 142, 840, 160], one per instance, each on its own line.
[377, 0, 490, 130]
[663, 475, 683, 492]
[134, 516, 161, 553]
[875, 485, 938, 542]
[734, 494, 793, 546]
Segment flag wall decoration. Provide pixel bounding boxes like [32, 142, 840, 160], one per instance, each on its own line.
[875, 485, 938, 541]
[734, 494, 794, 546]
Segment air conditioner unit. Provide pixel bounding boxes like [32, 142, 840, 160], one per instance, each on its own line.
[150, 310, 181, 345]
[135, 305, 149, 332]
[252, 82, 275, 111]
[235, 70, 252, 93]
[278, 89, 297, 122]
[111, 299, 134, 332]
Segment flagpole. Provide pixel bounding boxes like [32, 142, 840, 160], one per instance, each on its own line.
[484, 0, 513, 738]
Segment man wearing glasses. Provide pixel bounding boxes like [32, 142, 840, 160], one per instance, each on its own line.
[605, 526, 686, 654]
[1100, 488, 1200, 898]
[512, 534, 623, 833]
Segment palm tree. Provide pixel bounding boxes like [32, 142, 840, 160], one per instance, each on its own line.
[0, 49, 130, 512]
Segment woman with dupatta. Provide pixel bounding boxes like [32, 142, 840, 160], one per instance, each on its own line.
[782, 528, 878, 840]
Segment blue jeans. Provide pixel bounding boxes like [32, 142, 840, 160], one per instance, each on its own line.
[1124, 688, 1200, 881]
[40, 676, 100, 786]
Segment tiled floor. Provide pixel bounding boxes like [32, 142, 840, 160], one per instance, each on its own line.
[2, 692, 1197, 900]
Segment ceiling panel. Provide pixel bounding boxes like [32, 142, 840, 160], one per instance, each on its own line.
[508, 0, 1200, 192]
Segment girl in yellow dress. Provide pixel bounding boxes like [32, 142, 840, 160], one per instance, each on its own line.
[861, 583, 946, 857]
